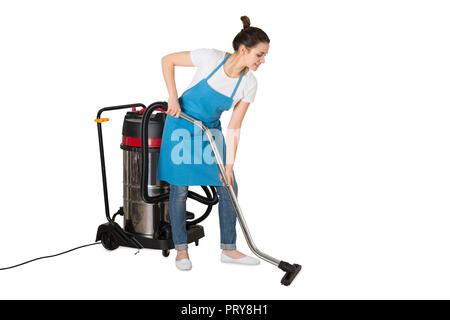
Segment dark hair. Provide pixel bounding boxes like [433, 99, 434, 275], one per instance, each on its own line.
[232, 16, 270, 52]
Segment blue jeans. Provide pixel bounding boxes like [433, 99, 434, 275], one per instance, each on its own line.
[168, 184, 238, 251]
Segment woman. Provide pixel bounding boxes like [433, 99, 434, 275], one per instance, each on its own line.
[157, 16, 270, 271]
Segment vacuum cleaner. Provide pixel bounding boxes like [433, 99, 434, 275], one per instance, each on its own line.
[95, 101, 301, 286]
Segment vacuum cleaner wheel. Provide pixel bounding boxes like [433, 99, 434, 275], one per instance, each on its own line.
[100, 232, 119, 251]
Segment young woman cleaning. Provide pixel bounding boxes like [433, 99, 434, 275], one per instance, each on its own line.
[157, 16, 270, 271]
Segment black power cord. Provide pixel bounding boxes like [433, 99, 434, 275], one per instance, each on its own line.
[0, 242, 101, 271]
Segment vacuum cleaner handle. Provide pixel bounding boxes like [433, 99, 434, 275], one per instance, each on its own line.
[96, 103, 147, 223]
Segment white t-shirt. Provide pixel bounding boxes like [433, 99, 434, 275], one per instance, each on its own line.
[187, 48, 258, 108]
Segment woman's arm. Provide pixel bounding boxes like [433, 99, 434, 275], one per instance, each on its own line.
[220, 100, 250, 187]
[225, 100, 251, 168]
[161, 51, 194, 117]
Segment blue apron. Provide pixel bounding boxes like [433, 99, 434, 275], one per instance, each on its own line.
[157, 53, 244, 186]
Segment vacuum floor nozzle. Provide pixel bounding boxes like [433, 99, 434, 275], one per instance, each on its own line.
[279, 261, 302, 286]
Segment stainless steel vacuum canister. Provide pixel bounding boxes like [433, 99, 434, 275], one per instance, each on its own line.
[120, 111, 169, 238]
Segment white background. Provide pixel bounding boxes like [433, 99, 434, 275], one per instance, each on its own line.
[0, 0, 449, 300]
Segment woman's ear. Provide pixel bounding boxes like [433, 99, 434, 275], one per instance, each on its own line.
[239, 44, 249, 56]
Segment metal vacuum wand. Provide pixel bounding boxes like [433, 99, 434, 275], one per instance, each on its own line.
[177, 111, 302, 286]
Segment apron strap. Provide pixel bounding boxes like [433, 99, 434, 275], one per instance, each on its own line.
[230, 68, 245, 100]
[206, 53, 231, 81]
[205, 53, 245, 99]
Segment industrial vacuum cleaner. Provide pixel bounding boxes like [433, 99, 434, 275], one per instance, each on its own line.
[95, 101, 301, 286]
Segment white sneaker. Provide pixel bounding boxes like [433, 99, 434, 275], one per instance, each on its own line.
[221, 253, 260, 265]
[175, 258, 192, 271]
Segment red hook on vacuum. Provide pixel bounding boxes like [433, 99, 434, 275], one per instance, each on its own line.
[137, 107, 166, 115]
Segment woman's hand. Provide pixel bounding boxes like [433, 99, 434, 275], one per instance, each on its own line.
[219, 165, 235, 187]
[166, 95, 181, 118]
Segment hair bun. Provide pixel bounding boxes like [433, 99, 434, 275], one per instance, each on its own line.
[240, 16, 251, 30]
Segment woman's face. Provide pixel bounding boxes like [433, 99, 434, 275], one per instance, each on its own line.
[244, 42, 270, 72]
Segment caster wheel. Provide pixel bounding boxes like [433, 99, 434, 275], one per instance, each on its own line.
[101, 232, 119, 251]
[195, 240, 199, 246]
[162, 249, 170, 257]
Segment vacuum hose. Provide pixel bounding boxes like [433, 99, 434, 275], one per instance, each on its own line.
[139, 101, 218, 226]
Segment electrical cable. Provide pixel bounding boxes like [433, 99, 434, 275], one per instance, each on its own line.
[0, 241, 101, 271]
